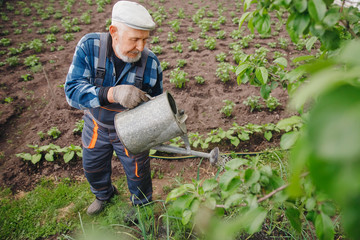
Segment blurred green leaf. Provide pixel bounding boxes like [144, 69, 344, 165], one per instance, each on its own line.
[315, 212, 335, 240]
[285, 206, 302, 232]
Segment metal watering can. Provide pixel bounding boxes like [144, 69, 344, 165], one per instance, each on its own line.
[114, 91, 219, 164]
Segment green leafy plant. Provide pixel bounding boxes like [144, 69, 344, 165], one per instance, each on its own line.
[177, 8, 186, 19]
[230, 29, 243, 39]
[169, 68, 189, 88]
[151, 36, 159, 44]
[265, 95, 281, 112]
[37, 131, 45, 140]
[176, 59, 187, 68]
[278, 37, 289, 50]
[160, 61, 170, 70]
[243, 95, 263, 112]
[169, 19, 181, 32]
[5, 56, 20, 67]
[45, 34, 57, 44]
[151, 45, 162, 54]
[21, 73, 33, 82]
[188, 38, 200, 51]
[27, 39, 43, 53]
[62, 33, 75, 42]
[172, 42, 183, 53]
[216, 30, 226, 39]
[4, 97, 14, 104]
[47, 127, 61, 139]
[24, 55, 40, 67]
[220, 100, 235, 117]
[49, 25, 60, 34]
[73, 119, 84, 135]
[216, 62, 234, 83]
[235, 47, 273, 98]
[195, 76, 205, 84]
[215, 52, 227, 62]
[80, 11, 91, 24]
[167, 31, 177, 43]
[204, 36, 216, 50]
[0, 38, 11, 46]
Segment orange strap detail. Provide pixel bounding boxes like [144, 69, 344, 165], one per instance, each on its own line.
[88, 119, 98, 149]
[124, 148, 129, 157]
[100, 106, 123, 112]
[135, 161, 139, 178]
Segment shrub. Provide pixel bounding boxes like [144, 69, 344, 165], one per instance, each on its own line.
[204, 37, 216, 50]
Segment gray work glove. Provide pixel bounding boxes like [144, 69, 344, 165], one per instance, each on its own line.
[112, 85, 149, 109]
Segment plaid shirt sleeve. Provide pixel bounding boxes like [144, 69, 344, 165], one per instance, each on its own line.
[64, 33, 101, 110]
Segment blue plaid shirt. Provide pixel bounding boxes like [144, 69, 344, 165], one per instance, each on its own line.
[65, 32, 163, 110]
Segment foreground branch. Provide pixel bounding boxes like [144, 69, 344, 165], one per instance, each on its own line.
[216, 172, 309, 209]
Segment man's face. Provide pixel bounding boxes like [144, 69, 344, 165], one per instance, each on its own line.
[111, 24, 150, 63]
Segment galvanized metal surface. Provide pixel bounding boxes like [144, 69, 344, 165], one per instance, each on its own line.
[114, 91, 187, 154]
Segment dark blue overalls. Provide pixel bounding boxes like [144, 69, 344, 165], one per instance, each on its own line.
[82, 33, 153, 205]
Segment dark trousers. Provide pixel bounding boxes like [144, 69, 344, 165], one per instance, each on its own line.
[82, 114, 152, 205]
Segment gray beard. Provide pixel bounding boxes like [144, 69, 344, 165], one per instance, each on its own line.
[115, 45, 141, 63]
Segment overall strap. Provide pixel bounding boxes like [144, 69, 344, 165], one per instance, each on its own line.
[94, 33, 109, 87]
[134, 48, 150, 89]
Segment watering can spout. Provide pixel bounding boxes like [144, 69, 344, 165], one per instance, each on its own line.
[153, 145, 219, 165]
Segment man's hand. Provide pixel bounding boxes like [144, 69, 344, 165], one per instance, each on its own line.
[108, 85, 149, 109]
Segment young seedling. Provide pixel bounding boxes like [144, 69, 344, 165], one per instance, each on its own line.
[47, 127, 61, 139]
[195, 76, 205, 84]
[243, 96, 263, 112]
[73, 119, 84, 135]
[216, 62, 234, 83]
[172, 42, 183, 53]
[188, 38, 200, 51]
[27, 39, 43, 53]
[160, 61, 170, 70]
[264, 96, 281, 112]
[151, 45, 162, 54]
[24, 55, 40, 67]
[176, 59, 187, 68]
[151, 36, 159, 44]
[220, 100, 235, 117]
[169, 68, 189, 88]
[21, 73, 33, 82]
[167, 31, 177, 43]
[216, 52, 227, 62]
[204, 37, 216, 50]
[216, 30, 226, 39]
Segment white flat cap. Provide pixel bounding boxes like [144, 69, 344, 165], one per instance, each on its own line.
[112, 1, 155, 31]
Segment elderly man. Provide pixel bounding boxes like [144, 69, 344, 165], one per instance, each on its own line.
[65, 1, 163, 215]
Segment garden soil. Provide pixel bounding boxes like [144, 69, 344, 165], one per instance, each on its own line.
[0, 0, 300, 201]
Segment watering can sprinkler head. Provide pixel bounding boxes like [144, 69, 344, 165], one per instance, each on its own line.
[209, 147, 220, 165]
